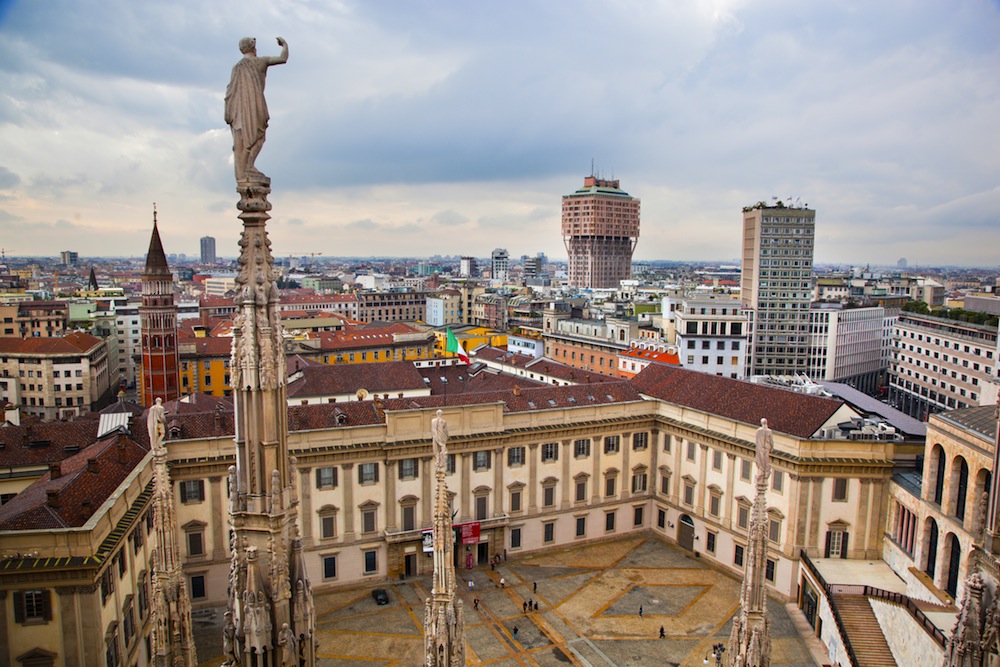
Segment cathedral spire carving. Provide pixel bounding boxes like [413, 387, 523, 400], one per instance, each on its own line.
[727, 418, 774, 667]
[424, 410, 466, 666]
[148, 398, 197, 666]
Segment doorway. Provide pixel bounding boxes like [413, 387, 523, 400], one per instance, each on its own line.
[404, 553, 416, 578]
[678, 514, 695, 551]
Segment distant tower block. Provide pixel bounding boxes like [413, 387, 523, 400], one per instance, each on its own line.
[140, 206, 180, 407]
[562, 176, 640, 289]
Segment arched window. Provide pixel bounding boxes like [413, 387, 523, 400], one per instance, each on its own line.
[953, 457, 969, 521]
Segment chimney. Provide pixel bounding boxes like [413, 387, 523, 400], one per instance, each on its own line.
[49, 462, 61, 479]
[46, 489, 59, 508]
[87, 458, 99, 474]
[4, 403, 19, 426]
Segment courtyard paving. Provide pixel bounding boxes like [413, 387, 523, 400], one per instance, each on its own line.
[193, 534, 819, 666]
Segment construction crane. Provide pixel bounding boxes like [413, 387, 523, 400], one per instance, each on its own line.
[286, 252, 323, 270]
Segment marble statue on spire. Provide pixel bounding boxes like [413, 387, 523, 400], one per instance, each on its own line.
[225, 36, 288, 184]
[424, 410, 466, 666]
[223, 38, 316, 666]
[727, 418, 774, 667]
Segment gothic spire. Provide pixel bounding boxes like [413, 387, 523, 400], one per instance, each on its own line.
[424, 410, 466, 665]
[727, 418, 774, 667]
[147, 399, 197, 666]
[144, 203, 171, 277]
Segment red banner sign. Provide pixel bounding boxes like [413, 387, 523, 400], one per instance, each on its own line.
[460, 522, 481, 545]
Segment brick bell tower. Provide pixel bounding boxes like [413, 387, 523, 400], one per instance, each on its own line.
[140, 205, 180, 407]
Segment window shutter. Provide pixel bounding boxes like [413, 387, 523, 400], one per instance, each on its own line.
[824, 531, 831, 558]
[179, 482, 188, 503]
[841, 533, 849, 559]
[13, 591, 24, 623]
[42, 589, 52, 621]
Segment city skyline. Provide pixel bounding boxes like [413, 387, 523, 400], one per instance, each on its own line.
[0, 1, 998, 266]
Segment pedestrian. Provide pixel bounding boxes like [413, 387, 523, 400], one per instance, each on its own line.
[523, 601, 528, 613]
[534, 601, 539, 611]
[659, 626, 665, 639]
[469, 580, 474, 591]
[500, 577, 505, 588]
[512, 626, 519, 640]
[533, 581, 537, 593]
[639, 605, 643, 618]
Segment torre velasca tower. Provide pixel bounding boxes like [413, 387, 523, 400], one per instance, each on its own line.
[562, 175, 640, 289]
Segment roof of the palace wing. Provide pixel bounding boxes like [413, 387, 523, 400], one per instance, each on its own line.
[935, 405, 997, 442]
[418, 364, 546, 395]
[380, 380, 642, 413]
[524, 356, 619, 383]
[817, 381, 926, 438]
[475, 346, 537, 368]
[0, 418, 102, 467]
[0, 331, 103, 355]
[630, 364, 844, 438]
[287, 359, 427, 398]
[0, 430, 148, 531]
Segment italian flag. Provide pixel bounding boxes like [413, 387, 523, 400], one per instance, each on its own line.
[446, 328, 470, 364]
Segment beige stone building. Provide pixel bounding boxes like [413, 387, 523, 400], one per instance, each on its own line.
[2, 363, 913, 663]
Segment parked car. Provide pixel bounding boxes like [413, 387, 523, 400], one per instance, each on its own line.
[372, 588, 389, 605]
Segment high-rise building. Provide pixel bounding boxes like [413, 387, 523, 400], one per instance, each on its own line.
[200, 235, 217, 264]
[459, 256, 477, 278]
[140, 209, 180, 406]
[491, 248, 509, 282]
[562, 176, 640, 289]
[740, 201, 816, 377]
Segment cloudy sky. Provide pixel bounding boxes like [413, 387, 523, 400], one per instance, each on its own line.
[0, 0, 998, 267]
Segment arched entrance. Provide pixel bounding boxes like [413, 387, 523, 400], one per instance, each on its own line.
[678, 514, 695, 551]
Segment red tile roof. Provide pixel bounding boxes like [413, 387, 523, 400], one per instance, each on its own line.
[629, 364, 845, 438]
[0, 431, 149, 530]
[287, 360, 427, 399]
[0, 331, 103, 355]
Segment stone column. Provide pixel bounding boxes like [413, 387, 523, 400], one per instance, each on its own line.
[528, 443, 539, 512]
[696, 444, 709, 516]
[385, 460, 398, 532]
[724, 453, 737, 530]
[493, 448, 503, 517]
[210, 475, 225, 560]
[591, 437, 602, 503]
[421, 457, 433, 527]
[342, 462, 355, 539]
[560, 439, 571, 509]
[460, 453, 471, 522]
[299, 466, 313, 545]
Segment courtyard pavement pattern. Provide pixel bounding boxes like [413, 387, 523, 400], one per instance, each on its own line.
[194, 534, 818, 666]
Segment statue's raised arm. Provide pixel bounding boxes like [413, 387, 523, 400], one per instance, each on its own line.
[225, 37, 289, 184]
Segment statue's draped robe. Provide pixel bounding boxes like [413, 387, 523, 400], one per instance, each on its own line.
[225, 57, 269, 146]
